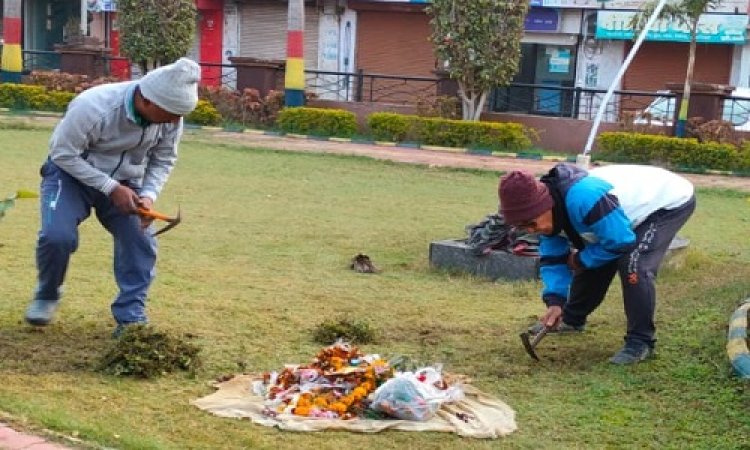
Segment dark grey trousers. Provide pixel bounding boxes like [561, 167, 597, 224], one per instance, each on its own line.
[562, 196, 696, 347]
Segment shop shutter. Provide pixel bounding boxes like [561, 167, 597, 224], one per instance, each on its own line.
[238, 0, 319, 68]
[622, 42, 731, 92]
[356, 10, 434, 77]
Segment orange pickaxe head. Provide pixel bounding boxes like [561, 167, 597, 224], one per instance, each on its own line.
[136, 206, 181, 236]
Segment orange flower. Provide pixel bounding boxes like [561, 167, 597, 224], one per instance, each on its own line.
[329, 402, 348, 415]
[293, 406, 310, 416]
[351, 386, 368, 400]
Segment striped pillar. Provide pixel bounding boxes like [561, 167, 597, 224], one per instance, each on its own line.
[284, 0, 305, 107]
[1, 0, 23, 83]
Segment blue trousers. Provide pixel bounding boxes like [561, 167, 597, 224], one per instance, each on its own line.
[34, 160, 157, 324]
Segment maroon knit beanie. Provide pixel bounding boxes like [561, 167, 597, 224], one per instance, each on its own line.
[498, 170, 554, 225]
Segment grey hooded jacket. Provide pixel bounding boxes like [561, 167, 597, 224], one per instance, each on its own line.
[48, 81, 183, 201]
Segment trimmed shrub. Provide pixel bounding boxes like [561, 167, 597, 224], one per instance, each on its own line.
[186, 99, 222, 126]
[597, 131, 750, 172]
[0, 83, 74, 112]
[368, 112, 411, 142]
[277, 107, 358, 137]
[367, 112, 535, 151]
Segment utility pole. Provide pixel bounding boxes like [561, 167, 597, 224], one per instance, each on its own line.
[285, 0, 305, 107]
[1, 0, 23, 83]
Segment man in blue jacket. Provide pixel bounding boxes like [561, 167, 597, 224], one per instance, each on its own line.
[24, 58, 201, 336]
[498, 164, 695, 364]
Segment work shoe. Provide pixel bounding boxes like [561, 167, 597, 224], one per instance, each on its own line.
[528, 321, 585, 335]
[24, 299, 60, 326]
[609, 343, 653, 365]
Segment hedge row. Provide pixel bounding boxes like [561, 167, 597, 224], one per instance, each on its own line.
[368, 112, 534, 151]
[0, 84, 74, 112]
[597, 132, 750, 173]
[5, 80, 750, 172]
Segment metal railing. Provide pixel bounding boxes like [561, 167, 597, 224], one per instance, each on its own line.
[7, 49, 750, 126]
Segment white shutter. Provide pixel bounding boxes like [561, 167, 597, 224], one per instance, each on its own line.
[238, 1, 319, 69]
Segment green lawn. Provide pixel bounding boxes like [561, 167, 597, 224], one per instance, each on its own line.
[1, 124, 749, 449]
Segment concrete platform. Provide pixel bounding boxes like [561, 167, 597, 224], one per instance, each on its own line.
[429, 236, 690, 281]
[429, 239, 538, 281]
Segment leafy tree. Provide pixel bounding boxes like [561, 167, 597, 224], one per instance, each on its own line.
[630, 0, 720, 137]
[427, 0, 529, 120]
[118, 0, 197, 74]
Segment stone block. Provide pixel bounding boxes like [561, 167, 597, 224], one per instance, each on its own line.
[429, 239, 538, 281]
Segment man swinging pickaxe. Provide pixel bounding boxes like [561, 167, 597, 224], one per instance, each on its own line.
[137, 206, 181, 236]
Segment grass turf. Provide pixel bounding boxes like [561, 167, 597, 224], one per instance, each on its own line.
[0, 125, 749, 449]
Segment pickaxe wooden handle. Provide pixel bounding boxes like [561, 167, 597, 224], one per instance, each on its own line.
[136, 206, 181, 236]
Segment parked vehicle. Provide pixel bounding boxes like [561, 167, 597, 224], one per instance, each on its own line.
[635, 87, 750, 131]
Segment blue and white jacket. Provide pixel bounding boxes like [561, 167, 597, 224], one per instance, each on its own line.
[538, 164, 694, 307]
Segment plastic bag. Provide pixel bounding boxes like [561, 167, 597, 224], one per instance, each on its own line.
[369, 367, 464, 421]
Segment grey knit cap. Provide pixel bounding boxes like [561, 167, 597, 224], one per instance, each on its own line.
[139, 57, 201, 116]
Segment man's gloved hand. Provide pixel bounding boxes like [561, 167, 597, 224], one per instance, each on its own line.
[567, 250, 584, 274]
[110, 184, 140, 215]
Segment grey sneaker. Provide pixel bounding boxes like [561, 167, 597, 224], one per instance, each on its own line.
[24, 299, 60, 326]
[609, 344, 653, 365]
[528, 321, 585, 335]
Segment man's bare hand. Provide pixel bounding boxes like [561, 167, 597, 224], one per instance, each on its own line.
[541, 305, 563, 328]
[110, 184, 140, 215]
[136, 197, 155, 229]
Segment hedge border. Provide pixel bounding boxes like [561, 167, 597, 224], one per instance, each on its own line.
[3, 109, 750, 178]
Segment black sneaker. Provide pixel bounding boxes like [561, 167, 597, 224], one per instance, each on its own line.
[609, 344, 653, 365]
[528, 321, 585, 335]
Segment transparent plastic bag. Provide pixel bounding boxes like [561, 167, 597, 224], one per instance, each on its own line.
[370, 367, 464, 421]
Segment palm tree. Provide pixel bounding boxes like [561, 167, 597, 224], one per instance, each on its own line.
[631, 0, 720, 137]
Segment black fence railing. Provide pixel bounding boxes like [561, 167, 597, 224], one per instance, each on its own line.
[7, 49, 750, 126]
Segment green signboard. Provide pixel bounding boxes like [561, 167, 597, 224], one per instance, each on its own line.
[596, 11, 748, 44]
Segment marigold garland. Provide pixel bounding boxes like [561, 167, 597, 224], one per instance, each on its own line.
[260, 342, 393, 419]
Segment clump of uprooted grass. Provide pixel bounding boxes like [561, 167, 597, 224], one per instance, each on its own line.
[98, 325, 202, 378]
[312, 317, 377, 345]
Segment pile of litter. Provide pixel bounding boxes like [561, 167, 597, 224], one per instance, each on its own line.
[192, 342, 517, 438]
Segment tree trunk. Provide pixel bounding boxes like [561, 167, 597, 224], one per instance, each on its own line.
[458, 81, 486, 121]
[676, 20, 698, 138]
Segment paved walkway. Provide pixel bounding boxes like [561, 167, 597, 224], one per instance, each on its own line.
[194, 130, 750, 193]
[0, 422, 73, 449]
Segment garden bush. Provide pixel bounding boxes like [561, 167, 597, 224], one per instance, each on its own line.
[186, 99, 222, 126]
[198, 86, 285, 128]
[0, 83, 74, 112]
[25, 70, 121, 93]
[367, 112, 535, 151]
[277, 107, 358, 137]
[597, 131, 750, 172]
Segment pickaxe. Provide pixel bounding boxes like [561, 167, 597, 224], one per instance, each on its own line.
[519, 325, 549, 361]
[136, 206, 181, 236]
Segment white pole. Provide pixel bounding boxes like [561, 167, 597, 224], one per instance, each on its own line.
[80, 0, 88, 36]
[579, 0, 671, 165]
